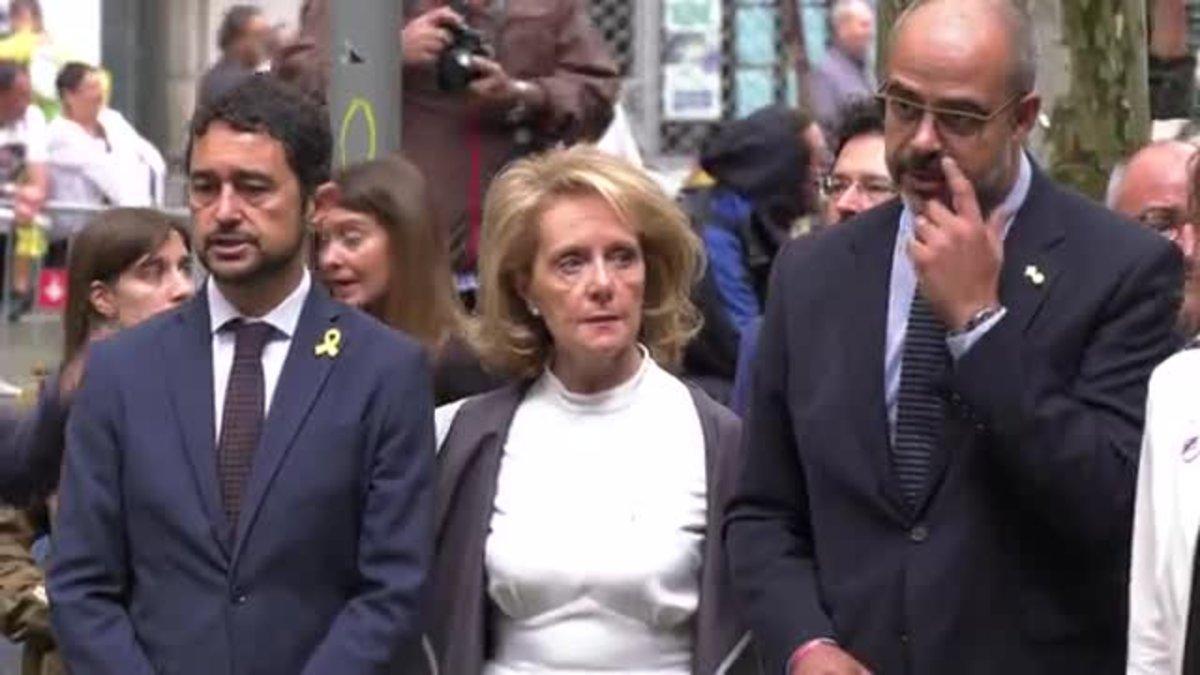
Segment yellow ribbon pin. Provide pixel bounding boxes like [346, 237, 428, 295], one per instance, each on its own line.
[315, 328, 342, 358]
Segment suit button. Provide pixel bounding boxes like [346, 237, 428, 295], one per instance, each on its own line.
[909, 524, 929, 543]
[231, 587, 247, 604]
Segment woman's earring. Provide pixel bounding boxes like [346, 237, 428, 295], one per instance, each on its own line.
[527, 302, 540, 317]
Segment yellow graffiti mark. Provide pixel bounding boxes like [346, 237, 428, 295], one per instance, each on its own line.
[338, 97, 378, 166]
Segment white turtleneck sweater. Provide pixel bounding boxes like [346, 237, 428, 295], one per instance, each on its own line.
[474, 352, 707, 674]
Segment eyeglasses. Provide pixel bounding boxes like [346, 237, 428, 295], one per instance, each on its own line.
[875, 86, 1025, 138]
[821, 174, 896, 201]
[1136, 207, 1188, 240]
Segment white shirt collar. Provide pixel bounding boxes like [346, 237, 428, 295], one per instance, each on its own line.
[207, 268, 311, 338]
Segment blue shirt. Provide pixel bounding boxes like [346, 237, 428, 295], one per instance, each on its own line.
[884, 153, 1032, 435]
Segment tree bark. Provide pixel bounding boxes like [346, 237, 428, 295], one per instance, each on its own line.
[876, 0, 1150, 201]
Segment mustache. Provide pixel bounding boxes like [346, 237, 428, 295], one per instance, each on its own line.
[203, 231, 259, 248]
[895, 151, 943, 177]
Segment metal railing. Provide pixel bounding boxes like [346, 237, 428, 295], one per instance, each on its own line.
[0, 199, 190, 319]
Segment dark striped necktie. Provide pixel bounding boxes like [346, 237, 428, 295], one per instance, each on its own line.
[893, 291, 950, 507]
[217, 320, 276, 529]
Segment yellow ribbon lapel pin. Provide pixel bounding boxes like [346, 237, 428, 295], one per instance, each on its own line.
[315, 328, 342, 358]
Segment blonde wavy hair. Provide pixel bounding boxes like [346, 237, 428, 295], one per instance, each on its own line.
[473, 145, 705, 379]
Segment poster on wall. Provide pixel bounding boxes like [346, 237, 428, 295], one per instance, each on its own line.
[662, 0, 723, 122]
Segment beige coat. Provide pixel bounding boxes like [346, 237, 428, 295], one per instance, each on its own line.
[0, 505, 63, 675]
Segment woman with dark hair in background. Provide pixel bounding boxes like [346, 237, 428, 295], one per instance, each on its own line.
[314, 155, 500, 404]
[0, 207, 193, 675]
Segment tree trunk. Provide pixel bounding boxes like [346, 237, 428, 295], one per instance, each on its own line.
[876, 0, 1150, 201]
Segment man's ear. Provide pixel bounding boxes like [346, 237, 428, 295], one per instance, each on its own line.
[89, 280, 117, 321]
[1014, 93, 1042, 139]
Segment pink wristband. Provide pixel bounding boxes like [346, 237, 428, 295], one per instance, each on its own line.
[788, 638, 837, 672]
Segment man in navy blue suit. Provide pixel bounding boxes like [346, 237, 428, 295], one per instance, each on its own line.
[725, 1, 1183, 674]
[49, 74, 435, 675]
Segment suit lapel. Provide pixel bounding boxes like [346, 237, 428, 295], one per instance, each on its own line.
[846, 202, 912, 519]
[995, 168, 1065, 332]
[161, 290, 230, 558]
[232, 285, 342, 560]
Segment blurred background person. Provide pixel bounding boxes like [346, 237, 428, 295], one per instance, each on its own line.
[0, 208, 193, 675]
[809, 0, 876, 138]
[1127, 149, 1200, 674]
[47, 62, 166, 241]
[195, 4, 271, 112]
[728, 98, 893, 417]
[313, 155, 499, 404]
[1147, 0, 1194, 126]
[0, 60, 47, 323]
[1109, 140, 1200, 337]
[821, 97, 893, 226]
[0, 1, 70, 119]
[679, 105, 822, 402]
[276, 0, 621, 288]
[432, 146, 754, 674]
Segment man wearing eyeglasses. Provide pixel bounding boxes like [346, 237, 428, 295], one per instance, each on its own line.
[1110, 140, 1200, 337]
[822, 97, 894, 225]
[725, 1, 1183, 674]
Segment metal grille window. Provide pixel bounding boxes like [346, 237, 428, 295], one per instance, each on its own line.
[659, 0, 793, 155]
[587, 0, 635, 75]
[587, 0, 814, 158]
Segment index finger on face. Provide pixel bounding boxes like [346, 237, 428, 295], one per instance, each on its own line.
[941, 156, 983, 225]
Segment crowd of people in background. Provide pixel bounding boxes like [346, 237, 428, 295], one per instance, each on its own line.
[2, 0, 1200, 673]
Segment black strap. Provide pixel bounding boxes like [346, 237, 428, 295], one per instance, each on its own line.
[1183, 535, 1200, 672]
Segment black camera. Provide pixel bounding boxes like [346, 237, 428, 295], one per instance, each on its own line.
[436, 22, 491, 92]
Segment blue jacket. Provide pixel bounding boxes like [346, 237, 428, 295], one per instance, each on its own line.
[49, 284, 435, 675]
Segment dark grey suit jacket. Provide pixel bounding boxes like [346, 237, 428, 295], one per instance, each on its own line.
[725, 168, 1184, 674]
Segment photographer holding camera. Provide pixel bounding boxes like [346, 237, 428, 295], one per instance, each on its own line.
[277, 0, 620, 279]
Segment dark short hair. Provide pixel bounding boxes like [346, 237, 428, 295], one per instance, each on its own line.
[834, 97, 885, 158]
[0, 60, 27, 92]
[188, 73, 332, 198]
[218, 4, 262, 51]
[55, 61, 94, 100]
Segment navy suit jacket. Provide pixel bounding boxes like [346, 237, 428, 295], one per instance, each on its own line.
[724, 169, 1184, 674]
[49, 284, 435, 675]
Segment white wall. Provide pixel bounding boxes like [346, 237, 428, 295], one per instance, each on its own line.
[40, 0, 103, 65]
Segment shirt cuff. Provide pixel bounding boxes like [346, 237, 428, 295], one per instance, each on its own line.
[787, 638, 837, 674]
[946, 307, 1008, 360]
